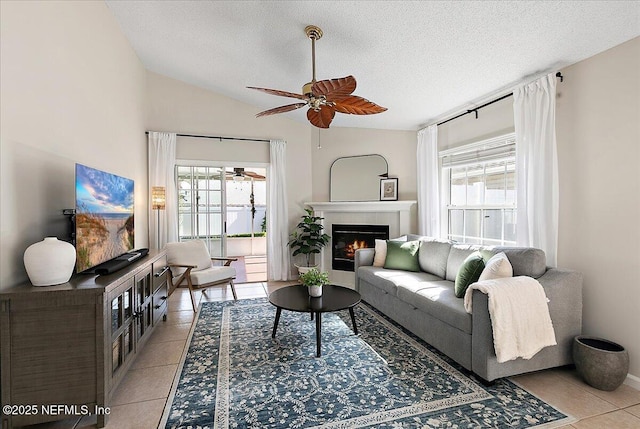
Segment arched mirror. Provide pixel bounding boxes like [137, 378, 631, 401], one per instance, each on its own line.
[330, 154, 388, 202]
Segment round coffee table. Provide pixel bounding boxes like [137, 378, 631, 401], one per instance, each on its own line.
[269, 284, 361, 357]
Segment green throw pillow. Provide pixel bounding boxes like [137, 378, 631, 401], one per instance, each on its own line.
[454, 252, 485, 298]
[384, 240, 420, 272]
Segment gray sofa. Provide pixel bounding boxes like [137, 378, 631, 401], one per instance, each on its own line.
[354, 235, 583, 382]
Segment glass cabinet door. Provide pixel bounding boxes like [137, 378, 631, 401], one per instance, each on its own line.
[111, 337, 121, 373]
[135, 268, 153, 345]
[123, 288, 132, 320]
[111, 296, 121, 333]
[110, 282, 135, 376]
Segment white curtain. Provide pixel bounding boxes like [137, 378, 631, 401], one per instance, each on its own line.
[148, 132, 178, 250]
[267, 140, 291, 281]
[417, 124, 440, 237]
[513, 73, 559, 266]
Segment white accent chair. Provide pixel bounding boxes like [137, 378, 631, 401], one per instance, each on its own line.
[165, 240, 237, 312]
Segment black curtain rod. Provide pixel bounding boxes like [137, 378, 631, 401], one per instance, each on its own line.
[436, 72, 564, 127]
[145, 131, 269, 143]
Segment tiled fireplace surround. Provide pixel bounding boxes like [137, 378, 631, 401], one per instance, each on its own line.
[305, 201, 416, 288]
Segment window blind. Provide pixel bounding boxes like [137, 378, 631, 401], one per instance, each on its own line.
[440, 133, 515, 168]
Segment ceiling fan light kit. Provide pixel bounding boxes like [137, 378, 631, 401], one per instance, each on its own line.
[248, 25, 386, 128]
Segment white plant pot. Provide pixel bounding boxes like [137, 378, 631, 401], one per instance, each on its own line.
[308, 284, 323, 297]
[23, 237, 76, 286]
[296, 265, 318, 276]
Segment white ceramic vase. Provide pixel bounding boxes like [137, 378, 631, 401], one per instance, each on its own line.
[308, 284, 323, 297]
[24, 237, 76, 286]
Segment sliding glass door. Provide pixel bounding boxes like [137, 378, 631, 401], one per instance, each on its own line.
[176, 164, 268, 282]
[176, 166, 225, 257]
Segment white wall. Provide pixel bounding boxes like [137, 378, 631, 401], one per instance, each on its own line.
[0, 1, 147, 289]
[556, 37, 640, 381]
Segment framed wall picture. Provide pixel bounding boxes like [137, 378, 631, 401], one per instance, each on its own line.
[380, 178, 398, 201]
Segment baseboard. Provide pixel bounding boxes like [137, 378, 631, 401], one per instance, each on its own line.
[624, 373, 640, 391]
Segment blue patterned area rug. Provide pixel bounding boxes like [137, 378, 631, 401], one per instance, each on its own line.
[162, 298, 573, 428]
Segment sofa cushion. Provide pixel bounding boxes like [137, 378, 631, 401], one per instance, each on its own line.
[479, 251, 513, 281]
[384, 240, 420, 272]
[454, 252, 485, 298]
[492, 247, 547, 278]
[358, 266, 441, 296]
[418, 238, 452, 278]
[406, 233, 426, 241]
[395, 274, 454, 302]
[410, 280, 472, 334]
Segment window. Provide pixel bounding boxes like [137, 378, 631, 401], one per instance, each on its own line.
[441, 133, 516, 245]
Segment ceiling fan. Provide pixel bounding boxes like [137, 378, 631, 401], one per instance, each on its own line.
[248, 25, 387, 128]
[226, 168, 265, 181]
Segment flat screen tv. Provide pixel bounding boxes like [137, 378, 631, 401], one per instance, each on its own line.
[75, 163, 135, 273]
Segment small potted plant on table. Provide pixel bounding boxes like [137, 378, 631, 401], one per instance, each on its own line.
[288, 208, 330, 276]
[299, 268, 330, 297]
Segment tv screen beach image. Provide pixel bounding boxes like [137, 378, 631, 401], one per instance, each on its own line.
[75, 164, 134, 272]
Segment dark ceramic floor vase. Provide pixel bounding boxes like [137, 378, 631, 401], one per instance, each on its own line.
[573, 335, 629, 391]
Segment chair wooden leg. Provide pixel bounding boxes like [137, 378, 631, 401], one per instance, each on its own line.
[167, 272, 176, 297]
[186, 277, 197, 313]
[188, 288, 197, 312]
[230, 279, 238, 300]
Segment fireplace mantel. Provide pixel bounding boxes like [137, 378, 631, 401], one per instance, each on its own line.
[304, 200, 417, 288]
[305, 201, 416, 213]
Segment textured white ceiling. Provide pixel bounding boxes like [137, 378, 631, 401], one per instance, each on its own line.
[105, 1, 639, 130]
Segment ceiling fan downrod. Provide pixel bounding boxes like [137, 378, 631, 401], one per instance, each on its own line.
[303, 25, 323, 95]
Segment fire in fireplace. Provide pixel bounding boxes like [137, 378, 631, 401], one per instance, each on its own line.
[332, 224, 390, 271]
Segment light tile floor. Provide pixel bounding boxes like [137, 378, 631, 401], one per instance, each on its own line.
[22, 282, 640, 429]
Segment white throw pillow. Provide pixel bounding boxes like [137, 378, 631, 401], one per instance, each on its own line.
[373, 239, 387, 267]
[372, 237, 408, 267]
[478, 252, 513, 281]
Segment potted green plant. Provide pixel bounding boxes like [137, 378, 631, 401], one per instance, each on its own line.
[288, 208, 330, 275]
[299, 268, 330, 297]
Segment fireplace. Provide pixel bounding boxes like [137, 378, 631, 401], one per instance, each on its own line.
[332, 224, 389, 271]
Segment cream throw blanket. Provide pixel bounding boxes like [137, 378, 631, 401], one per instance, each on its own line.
[464, 276, 556, 363]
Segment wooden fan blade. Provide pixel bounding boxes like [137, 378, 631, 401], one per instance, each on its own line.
[256, 103, 307, 117]
[244, 171, 265, 179]
[333, 95, 387, 115]
[307, 106, 336, 128]
[312, 76, 356, 101]
[247, 86, 308, 101]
